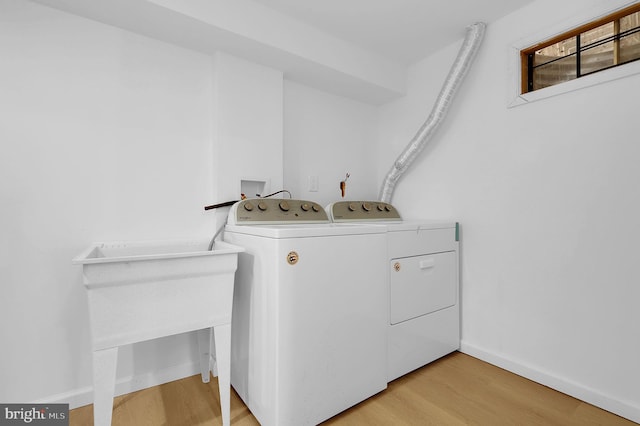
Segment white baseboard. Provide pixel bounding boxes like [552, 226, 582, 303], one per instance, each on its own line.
[35, 361, 202, 410]
[460, 341, 640, 424]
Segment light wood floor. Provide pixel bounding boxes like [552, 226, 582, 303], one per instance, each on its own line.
[69, 352, 637, 425]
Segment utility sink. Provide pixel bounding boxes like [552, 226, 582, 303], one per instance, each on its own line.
[73, 240, 244, 350]
[73, 239, 244, 426]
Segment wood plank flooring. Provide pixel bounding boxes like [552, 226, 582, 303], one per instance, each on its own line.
[69, 352, 637, 425]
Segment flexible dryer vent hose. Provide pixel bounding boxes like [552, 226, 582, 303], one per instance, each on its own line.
[378, 22, 486, 203]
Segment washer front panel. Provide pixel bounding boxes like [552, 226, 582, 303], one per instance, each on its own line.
[224, 227, 387, 425]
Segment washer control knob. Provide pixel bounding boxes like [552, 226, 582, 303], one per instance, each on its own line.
[301, 203, 310, 211]
[312, 204, 320, 212]
[279, 201, 290, 211]
[348, 203, 358, 212]
[362, 202, 372, 212]
[258, 202, 268, 211]
[377, 204, 385, 211]
[385, 205, 392, 212]
[244, 202, 254, 211]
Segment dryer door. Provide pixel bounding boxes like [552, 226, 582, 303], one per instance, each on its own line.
[390, 251, 457, 325]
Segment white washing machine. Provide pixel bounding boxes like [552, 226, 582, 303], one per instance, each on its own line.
[223, 198, 387, 426]
[327, 201, 460, 382]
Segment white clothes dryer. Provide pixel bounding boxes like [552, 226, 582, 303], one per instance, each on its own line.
[224, 198, 387, 426]
[327, 201, 460, 382]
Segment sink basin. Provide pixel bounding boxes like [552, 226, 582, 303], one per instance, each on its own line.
[75, 239, 240, 264]
[73, 239, 244, 350]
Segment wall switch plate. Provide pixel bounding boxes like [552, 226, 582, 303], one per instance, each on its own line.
[308, 175, 319, 192]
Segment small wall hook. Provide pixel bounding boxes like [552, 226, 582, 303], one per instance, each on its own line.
[340, 173, 350, 198]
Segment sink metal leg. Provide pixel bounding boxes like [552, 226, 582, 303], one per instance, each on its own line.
[213, 323, 231, 426]
[90, 328, 228, 425]
[197, 328, 212, 383]
[92, 347, 118, 426]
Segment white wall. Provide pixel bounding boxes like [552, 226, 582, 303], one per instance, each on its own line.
[212, 51, 284, 226]
[376, 0, 640, 422]
[0, 0, 282, 407]
[284, 81, 378, 206]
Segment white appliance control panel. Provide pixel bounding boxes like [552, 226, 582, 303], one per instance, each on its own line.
[228, 198, 329, 225]
[327, 200, 402, 222]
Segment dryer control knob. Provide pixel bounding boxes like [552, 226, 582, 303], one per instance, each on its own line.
[301, 203, 310, 211]
[312, 204, 320, 212]
[244, 202, 254, 211]
[279, 201, 290, 211]
[258, 202, 268, 211]
[377, 204, 385, 211]
[348, 203, 358, 212]
[362, 202, 372, 212]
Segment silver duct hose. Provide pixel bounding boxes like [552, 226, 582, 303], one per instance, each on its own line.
[379, 22, 487, 203]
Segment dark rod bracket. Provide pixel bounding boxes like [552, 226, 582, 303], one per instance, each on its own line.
[204, 200, 239, 211]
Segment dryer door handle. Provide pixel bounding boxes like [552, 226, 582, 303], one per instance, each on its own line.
[419, 258, 435, 270]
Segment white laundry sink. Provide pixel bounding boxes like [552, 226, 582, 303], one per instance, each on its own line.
[74, 239, 244, 426]
[73, 239, 244, 350]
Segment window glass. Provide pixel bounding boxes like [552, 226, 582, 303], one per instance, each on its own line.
[620, 11, 640, 64]
[580, 22, 614, 47]
[532, 54, 576, 91]
[620, 10, 640, 32]
[580, 22, 614, 75]
[532, 38, 577, 90]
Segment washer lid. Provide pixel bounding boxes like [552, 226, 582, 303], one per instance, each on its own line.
[225, 222, 386, 238]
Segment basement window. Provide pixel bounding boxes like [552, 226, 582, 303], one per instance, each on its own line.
[520, 3, 640, 94]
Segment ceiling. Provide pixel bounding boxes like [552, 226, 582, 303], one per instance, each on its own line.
[31, 0, 537, 103]
[250, 0, 536, 65]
